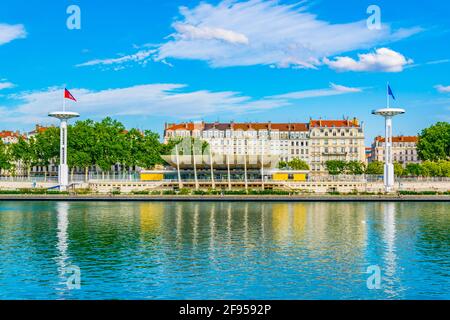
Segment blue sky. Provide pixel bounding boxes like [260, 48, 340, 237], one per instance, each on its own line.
[0, 0, 449, 144]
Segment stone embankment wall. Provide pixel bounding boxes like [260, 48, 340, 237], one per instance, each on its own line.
[0, 180, 448, 194]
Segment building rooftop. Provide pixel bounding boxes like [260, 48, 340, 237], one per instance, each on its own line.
[0, 130, 20, 138]
[309, 118, 360, 128]
[375, 135, 419, 143]
[166, 121, 311, 132]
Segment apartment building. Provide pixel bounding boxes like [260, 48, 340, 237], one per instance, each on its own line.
[308, 118, 365, 172]
[370, 135, 420, 165]
[164, 121, 309, 163]
[164, 118, 366, 172]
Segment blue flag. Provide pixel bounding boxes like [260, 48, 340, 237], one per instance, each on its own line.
[388, 85, 396, 100]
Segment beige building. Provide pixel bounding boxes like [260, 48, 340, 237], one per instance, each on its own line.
[164, 118, 366, 172]
[165, 122, 309, 163]
[308, 119, 365, 172]
[370, 136, 420, 165]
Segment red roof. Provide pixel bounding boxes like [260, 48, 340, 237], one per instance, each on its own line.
[166, 122, 309, 132]
[375, 136, 418, 143]
[0, 131, 20, 138]
[165, 123, 200, 131]
[309, 119, 360, 128]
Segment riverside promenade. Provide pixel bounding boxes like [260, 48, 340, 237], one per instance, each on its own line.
[0, 194, 449, 202]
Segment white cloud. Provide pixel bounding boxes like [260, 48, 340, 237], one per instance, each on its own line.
[76, 50, 156, 68]
[0, 83, 362, 124]
[426, 59, 450, 65]
[435, 85, 450, 93]
[0, 82, 15, 90]
[155, 0, 420, 69]
[269, 83, 362, 99]
[0, 23, 26, 45]
[77, 0, 420, 71]
[173, 24, 249, 44]
[324, 48, 413, 72]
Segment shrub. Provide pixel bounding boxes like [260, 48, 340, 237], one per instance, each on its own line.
[131, 190, 150, 195]
[178, 188, 191, 195]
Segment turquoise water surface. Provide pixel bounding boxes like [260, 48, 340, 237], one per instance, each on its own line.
[0, 201, 448, 299]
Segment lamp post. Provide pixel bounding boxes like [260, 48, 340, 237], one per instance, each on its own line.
[48, 111, 79, 191]
[372, 108, 405, 192]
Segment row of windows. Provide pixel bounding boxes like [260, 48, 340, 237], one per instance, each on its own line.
[311, 129, 360, 137]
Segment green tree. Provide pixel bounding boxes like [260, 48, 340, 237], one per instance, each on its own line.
[325, 160, 347, 175]
[346, 161, 366, 175]
[124, 129, 165, 170]
[417, 122, 450, 161]
[405, 163, 423, 176]
[92, 117, 126, 172]
[68, 119, 96, 179]
[278, 160, 288, 169]
[421, 160, 442, 177]
[0, 142, 13, 175]
[366, 161, 384, 175]
[33, 127, 59, 177]
[393, 162, 404, 177]
[10, 137, 35, 176]
[439, 160, 450, 177]
[287, 158, 310, 170]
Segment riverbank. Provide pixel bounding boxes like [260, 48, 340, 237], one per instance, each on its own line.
[0, 194, 449, 201]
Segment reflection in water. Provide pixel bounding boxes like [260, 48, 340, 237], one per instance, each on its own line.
[382, 203, 399, 296]
[0, 201, 449, 299]
[56, 202, 69, 287]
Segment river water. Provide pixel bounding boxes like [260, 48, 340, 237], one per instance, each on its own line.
[0, 201, 448, 299]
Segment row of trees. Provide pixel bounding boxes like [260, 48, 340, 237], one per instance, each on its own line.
[325, 160, 450, 177]
[325, 160, 366, 175]
[0, 118, 169, 176]
[394, 161, 450, 177]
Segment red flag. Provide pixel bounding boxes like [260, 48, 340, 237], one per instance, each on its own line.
[64, 88, 77, 102]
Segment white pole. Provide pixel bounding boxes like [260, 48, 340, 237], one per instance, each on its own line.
[227, 154, 231, 191]
[193, 148, 198, 190]
[384, 116, 394, 192]
[175, 144, 182, 189]
[244, 153, 248, 192]
[59, 119, 69, 191]
[261, 138, 265, 190]
[209, 147, 215, 189]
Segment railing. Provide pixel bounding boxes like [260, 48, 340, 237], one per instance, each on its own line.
[0, 174, 448, 184]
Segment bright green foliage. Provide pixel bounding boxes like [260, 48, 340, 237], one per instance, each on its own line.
[346, 160, 366, 175]
[325, 160, 347, 175]
[10, 137, 35, 175]
[0, 142, 12, 172]
[404, 163, 423, 176]
[402, 161, 450, 177]
[277, 160, 287, 169]
[417, 122, 450, 161]
[68, 119, 96, 172]
[366, 161, 384, 175]
[288, 158, 310, 170]
[278, 158, 310, 170]
[393, 162, 404, 177]
[33, 126, 59, 171]
[325, 160, 366, 175]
